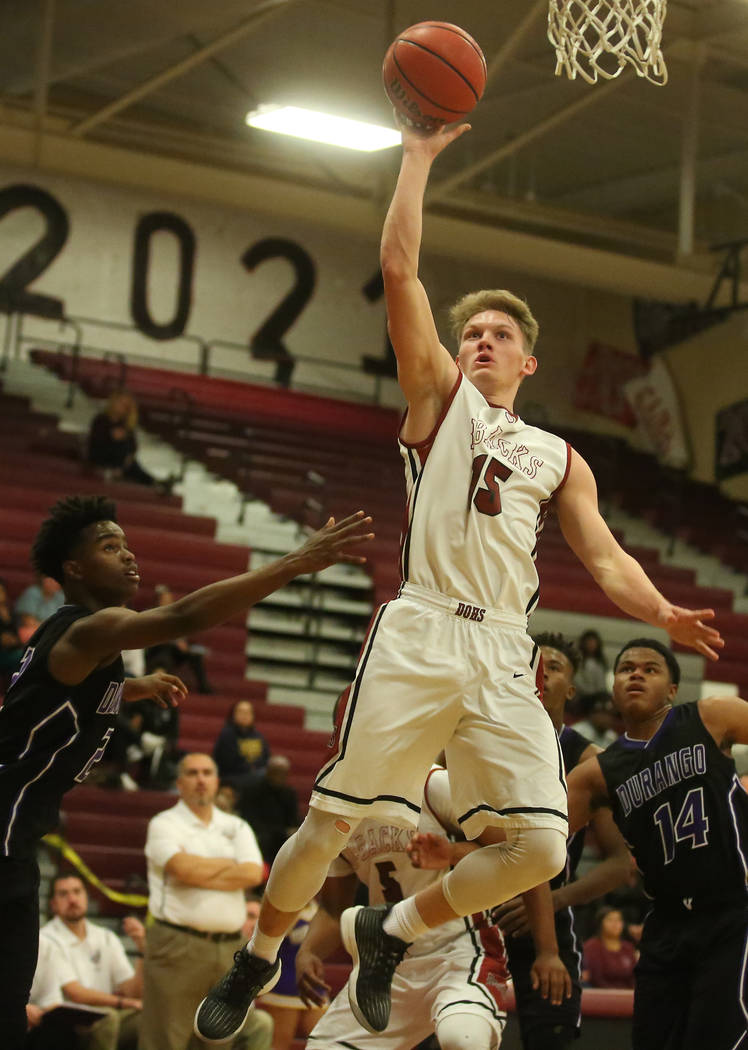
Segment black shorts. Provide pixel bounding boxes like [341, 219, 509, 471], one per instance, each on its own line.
[506, 909, 582, 1048]
[0, 855, 40, 1050]
[633, 903, 748, 1050]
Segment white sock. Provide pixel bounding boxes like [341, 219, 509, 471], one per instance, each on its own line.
[382, 897, 429, 942]
[247, 927, 283, 964]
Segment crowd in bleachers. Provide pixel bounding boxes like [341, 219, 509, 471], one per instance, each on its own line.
[2, 355, 747, 1049]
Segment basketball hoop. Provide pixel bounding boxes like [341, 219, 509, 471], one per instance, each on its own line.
[547, 0, 668, 86]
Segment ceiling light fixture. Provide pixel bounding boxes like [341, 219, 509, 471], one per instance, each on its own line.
[245, 105, 401, 152]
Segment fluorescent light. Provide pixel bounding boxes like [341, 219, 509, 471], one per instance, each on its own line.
[246, 105, 401, 152]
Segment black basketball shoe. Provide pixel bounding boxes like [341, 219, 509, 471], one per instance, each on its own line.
[340, 904, 410, 1034]
[193, 949, 281, 1044]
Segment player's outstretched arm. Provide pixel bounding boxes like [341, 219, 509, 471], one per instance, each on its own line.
[556, 450, 724, 660]
[553, 806, 632, 912]
[381, 121, 466, 437]
[122, 671, 187, 709]
[48, 512, 374, 684]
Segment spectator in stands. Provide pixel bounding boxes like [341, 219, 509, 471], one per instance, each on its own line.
[145, 584, 212, 694]
[575, 628, 609, 702]
[15, 575, 64, 639]
[239, 755, 299, 863]
[581, 906, 637, 989]
[0, 577, 24, 679]
[87, 391, 156, 487]
[574, 693, 619, 749]
[40, 872, 144, 1049]
[141, 752, 272, 1050]
[213, 700, 270, 792]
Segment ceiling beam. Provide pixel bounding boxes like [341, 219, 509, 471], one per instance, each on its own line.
[426, 75, 628, 205]
[69, 0, 299, 138]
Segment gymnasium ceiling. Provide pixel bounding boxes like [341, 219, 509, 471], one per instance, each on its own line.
[3, 0, 748, 267]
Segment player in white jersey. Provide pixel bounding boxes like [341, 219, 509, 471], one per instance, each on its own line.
[196, 119, 724, 1046]
[295, 767, 570, 1050]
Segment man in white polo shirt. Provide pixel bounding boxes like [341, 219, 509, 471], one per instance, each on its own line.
[141, 752, 272, 1050]
[40, 872, 143, 1049]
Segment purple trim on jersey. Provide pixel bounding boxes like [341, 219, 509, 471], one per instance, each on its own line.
[619, 708, 676, 749]
[398, 371, 462, 456]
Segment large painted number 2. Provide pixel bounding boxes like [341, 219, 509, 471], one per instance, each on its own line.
[653, 787, 710, 865]
[468, 455, 513, 516]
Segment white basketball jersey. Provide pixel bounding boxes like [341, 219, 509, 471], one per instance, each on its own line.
[328, 769, 504, 961]
[399, 373, 571, 616]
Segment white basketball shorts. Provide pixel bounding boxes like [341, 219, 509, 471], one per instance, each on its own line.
[310, 583, 568, 840]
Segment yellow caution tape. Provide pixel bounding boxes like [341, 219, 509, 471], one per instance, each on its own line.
[42, 833, 149, 908]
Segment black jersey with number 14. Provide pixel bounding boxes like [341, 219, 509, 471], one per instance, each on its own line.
[0, 605, 124, 860]
[597, 702, 748, 909]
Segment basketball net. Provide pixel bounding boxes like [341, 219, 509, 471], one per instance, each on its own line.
[547, 0, 668, 86]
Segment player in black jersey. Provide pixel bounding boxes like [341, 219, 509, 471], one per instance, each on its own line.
[492, 633, 631, 1050]
[566, 637, 748, 1050]
[0, 494, 373, 1050]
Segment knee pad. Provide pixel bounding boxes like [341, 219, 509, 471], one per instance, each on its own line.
[264, 808, 359, 913]
[436, 1012, 499, 1050]
[441, 827, 568, 917]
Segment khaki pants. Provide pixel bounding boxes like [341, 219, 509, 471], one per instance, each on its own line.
[81, 1007, 140, 1050]
[139, 923, 274, 1050]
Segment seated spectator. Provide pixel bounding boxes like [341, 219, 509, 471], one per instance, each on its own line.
[582, 906, 637, 989]
[213, 699, 270, 791]
[25, 930, 79, 1050]
[574, 692, 618, 749]
[576, 628, 609, 702]
[87, 390, 156, 487]
[41, 873, 144, 1049]
[145, 584, 212, 693]
[15, 575, 64, 639]
[239, 755, 299, 862]
[0, 577, 24, 679]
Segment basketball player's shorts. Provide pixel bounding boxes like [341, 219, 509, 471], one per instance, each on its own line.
[306, 936, 507, 1049]
[632, 901, 748, 1050]
[506, 912, 582, 1045]
[310, 582, 568, 839]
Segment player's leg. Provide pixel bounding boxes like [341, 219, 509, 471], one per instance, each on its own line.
[435, 1014, 501, 1050]
[679, 912, 748, 1050]
[196, 598, 461, 1043]
[0, 856, 40, 1050]
[630, 912, 687, 1050]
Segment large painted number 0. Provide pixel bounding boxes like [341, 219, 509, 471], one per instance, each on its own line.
[469, 455, 513, 516]
[242, 238, 316, 387]
[375, 860, 404, 903]
[130, 212, 196, 340]
[0, 184, 69, 319]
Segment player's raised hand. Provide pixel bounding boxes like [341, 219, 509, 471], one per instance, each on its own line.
[530, 951, 572, 1006]
[295, 949, 331, 1008]
[395, 112, 471, 160]
[407, 832, 452, 870]
[662, 605, 724, 661]
[292, 511, 374, 573]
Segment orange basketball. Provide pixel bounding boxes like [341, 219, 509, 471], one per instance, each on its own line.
[382, 21, 487, 132]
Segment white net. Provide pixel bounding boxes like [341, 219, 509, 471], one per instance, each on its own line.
[547, 0, 668, 86]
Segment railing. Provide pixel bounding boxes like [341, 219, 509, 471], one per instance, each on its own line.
[0, 309, 392, 405]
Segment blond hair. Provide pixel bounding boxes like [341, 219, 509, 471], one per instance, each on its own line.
[448, 290, 539, 354]
[106, 390, 138, 430]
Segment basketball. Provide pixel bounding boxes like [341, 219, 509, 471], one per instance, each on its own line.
[382, 21, 487, 132]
